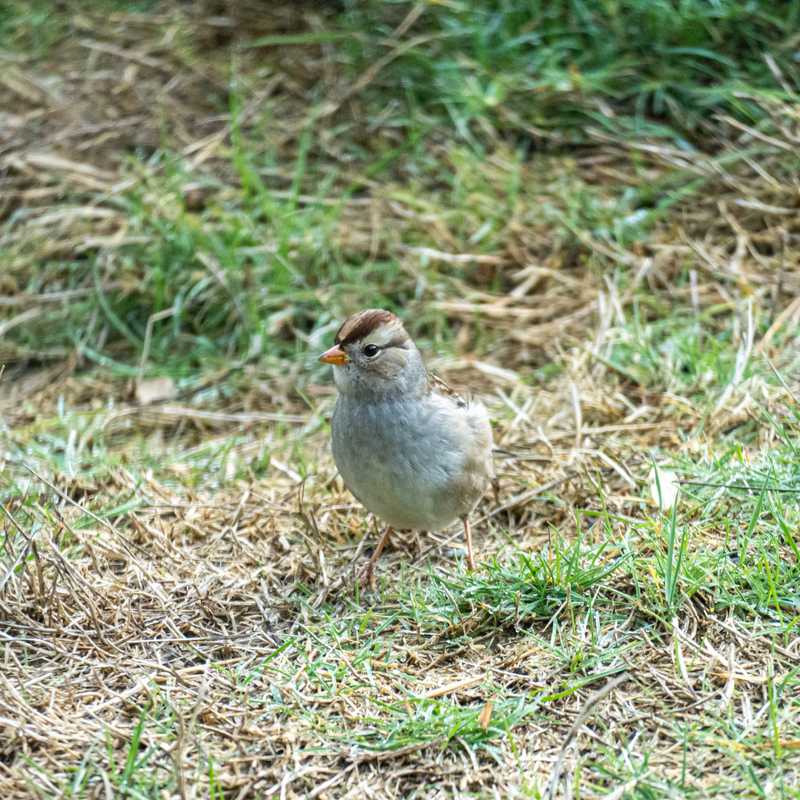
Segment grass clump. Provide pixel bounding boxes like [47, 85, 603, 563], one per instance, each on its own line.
[335, 0, 799, 141]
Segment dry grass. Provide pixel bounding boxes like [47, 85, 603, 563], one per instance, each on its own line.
[1, 2, 800, 798]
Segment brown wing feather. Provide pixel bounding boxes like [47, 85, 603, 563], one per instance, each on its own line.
[428, 372, 468, 408]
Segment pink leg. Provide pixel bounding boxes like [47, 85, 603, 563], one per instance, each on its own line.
[360, 527, 393, 587]
[462, 516, 476, 571]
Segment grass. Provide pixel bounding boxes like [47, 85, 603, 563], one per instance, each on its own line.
[1, 0, 800, 797]
[335, 0, 800, 142]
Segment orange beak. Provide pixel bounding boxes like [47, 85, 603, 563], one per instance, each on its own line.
[319, 344, 348, 366]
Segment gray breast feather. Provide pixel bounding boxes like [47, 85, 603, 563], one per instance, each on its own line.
[331, 393, 492, 530]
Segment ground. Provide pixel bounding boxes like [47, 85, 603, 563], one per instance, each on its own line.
[1, 2, 799, 798]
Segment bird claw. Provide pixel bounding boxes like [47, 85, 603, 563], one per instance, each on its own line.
[356, 561, 378, 591]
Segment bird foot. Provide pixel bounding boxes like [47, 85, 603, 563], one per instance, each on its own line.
[356, 560, 378, 591]
[354, 526, 392, 592]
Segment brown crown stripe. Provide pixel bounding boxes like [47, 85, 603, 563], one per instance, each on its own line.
[335, 309, 398, 345]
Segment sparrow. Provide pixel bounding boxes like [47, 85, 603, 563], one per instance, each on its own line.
[319, 309, 493, 581]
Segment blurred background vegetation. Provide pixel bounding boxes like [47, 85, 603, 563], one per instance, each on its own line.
[2, 0, 798, 385]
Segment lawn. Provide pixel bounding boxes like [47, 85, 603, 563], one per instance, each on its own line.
[1, 1, 799, 797]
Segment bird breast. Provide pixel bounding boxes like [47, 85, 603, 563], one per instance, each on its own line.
[331, 393, 492, 531]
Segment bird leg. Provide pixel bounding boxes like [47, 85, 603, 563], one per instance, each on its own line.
[360, 526, 393, 587]
[462, 516, 476, 571]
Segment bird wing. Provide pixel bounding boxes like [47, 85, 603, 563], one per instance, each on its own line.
[427, 371, 468, 409]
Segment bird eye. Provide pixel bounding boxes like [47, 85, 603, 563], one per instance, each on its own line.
[362, 344, 380, 357]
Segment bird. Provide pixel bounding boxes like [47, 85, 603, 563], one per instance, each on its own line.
[319, 308, 493, 582]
